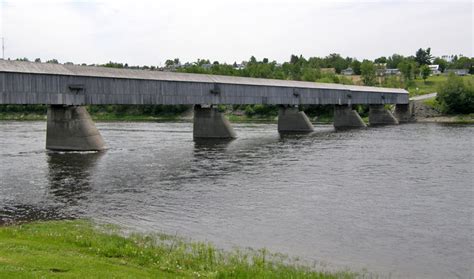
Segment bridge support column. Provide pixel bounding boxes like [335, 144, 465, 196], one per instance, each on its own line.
[46, 105, 106, 151]
[333, 105, 367, 130]
[394, 103, 414, 123]
[193, 105, 236, 139]
[369, 105, 399, 126]
[278, 106, 314, 133]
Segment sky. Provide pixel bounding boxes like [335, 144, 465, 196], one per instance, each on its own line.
[0, 0, 472, 66]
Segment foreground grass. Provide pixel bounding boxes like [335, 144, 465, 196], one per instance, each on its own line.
[0, 220, 352, 278]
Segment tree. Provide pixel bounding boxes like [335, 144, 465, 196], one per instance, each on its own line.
[450, 56, 472, 71]
[360, 60, 376, 86]
[249, 56, 257, 64]
[437, 73, 474, 114]
[34, 58, 41, 63]
[387, 54, 405, 68]
[324, 53, 348, 74]
[197, 59, 210, 66]
[420, 64, 431, 82]
[301, 67, 321, 82]
[46, 59, 59, 64]
[432, 57, 448, 72]
[351, 59, 361, 75]
[374, 56, 387, 64]
[415, 47, 433, 65]
[165, 59, 175, 67]
[289, 54, 299, 65]
[398, 60, 414, 81]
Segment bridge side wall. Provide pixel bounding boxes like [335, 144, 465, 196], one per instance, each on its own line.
[0, 73, 409, 105]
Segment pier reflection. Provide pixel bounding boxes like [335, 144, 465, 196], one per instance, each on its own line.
[47, 152, 103, 206]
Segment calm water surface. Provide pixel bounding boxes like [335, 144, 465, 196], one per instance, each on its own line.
[0, 121, 473, 278]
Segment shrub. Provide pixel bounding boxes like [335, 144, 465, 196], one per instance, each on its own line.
[436, 74, 474, 114]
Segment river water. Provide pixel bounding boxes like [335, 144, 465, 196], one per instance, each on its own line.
[0, 121, 472, 278]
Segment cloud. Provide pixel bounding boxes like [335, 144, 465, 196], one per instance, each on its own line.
[1, 0, 472, 65]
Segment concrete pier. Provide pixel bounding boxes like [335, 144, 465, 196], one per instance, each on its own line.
[369, 105, 399, 126]
[193, 105, 236, 139]
[394, 103, 414, 123]
[46, 105, 106, 151]
[333, 105, 367, 130]
[278, 106, 314, 133]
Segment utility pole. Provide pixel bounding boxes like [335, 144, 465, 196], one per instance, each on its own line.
[1, 37, 4, 59]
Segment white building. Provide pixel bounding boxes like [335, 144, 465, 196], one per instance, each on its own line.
[341, 68, 354, 75]
[428, 65, 441, 75]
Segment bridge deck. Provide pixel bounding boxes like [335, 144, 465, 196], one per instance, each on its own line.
[0, 60, 408, 105]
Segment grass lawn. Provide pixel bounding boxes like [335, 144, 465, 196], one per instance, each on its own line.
[407, 75, 473, 96]
[0, 220, 353, 278]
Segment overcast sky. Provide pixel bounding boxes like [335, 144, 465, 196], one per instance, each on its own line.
[0, 0, 472, 66]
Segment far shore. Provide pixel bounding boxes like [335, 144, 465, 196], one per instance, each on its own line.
[1, 112, 473, 124]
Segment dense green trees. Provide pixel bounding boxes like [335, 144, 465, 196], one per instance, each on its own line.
[360, 60, 376, 86]
[420, 65, 431, 82]
[351, 60, 361, 75]
[398, 60, 415, 81]
[415, 47, 433, 65]
[437, 74, 474, 114]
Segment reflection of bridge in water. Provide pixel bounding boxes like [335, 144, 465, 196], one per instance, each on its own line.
[0, 152, 103, 224]
[0, 60, 411, 151]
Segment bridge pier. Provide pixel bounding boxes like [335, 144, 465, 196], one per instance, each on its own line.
[394, 103, 414, 123]
[333, 105, 367, 130]
[278, 106, 314, 133]
[46, 105, 106, 151]
[369, 105, 399, 126]
[193, 105, 236, 139]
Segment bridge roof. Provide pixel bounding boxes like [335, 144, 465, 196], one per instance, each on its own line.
[0, 60, 407, 94]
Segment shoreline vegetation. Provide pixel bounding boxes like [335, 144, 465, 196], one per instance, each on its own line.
[1, 109, 473, 124]
[0, 220, 353, 278]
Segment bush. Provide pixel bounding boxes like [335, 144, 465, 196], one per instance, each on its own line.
[436, 74, 474, 114]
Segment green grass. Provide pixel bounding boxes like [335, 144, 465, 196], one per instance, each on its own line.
[0, 220, 353, 278]
[0, 113, 47, 121]
[422, 98, 442, 110]
[452, 114, 474, 124]
[407, 75, 474, 96]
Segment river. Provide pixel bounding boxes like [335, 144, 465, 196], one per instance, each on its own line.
[0, 121, 472, 278]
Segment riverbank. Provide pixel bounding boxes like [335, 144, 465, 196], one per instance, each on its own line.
[415, 114, 474, 124]
[2, 111, 473, 124]
[0, 220, 352, 278]
[0, 112, 336, 124]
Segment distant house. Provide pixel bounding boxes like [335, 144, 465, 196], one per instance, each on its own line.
[373, 63, 400, 76]
[445, 69, 469, 76]
[384, 68, 400, 76]
[428, 65, 441, 75]
[341, 68, 354, 75]
[374, 63, 387, 76]
[233, 63, 246, 70]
